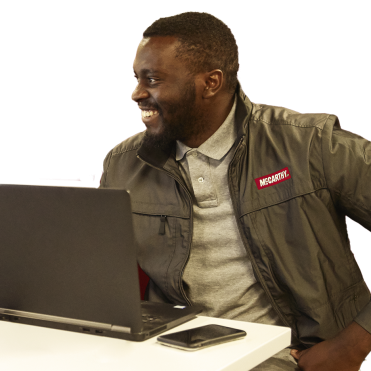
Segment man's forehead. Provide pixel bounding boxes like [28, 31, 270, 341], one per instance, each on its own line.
[138, 37, 151, 48]
[133, 36, 182, 73]
[135, 36, 181, 62]
[139, 36, 180, 49]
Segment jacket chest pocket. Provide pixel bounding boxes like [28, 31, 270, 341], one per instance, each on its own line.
[131, 207, 191, 298]
[132, 212, 175, 274]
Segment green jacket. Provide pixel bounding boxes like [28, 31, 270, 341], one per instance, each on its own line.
[100, 85, 371, 348]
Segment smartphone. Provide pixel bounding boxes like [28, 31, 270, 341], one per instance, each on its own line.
[157, 324, 247, 351]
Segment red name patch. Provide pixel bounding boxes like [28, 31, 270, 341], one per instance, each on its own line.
[255, 167, 291, 190]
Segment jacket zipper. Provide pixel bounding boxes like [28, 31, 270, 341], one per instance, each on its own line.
[158, 215, 167, 235]
[136, 155, 193, 306]
[227, 136, 298, 340]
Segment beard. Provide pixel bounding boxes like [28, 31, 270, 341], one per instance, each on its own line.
[142, 81, 206, 151]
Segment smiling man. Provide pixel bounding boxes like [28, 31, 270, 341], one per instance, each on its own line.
[133, 35, 235, 150]
[100, 12, 371, 371]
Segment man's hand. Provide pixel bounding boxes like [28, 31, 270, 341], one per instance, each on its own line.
[290, 321, 371, 371]
[291, 340, 363, 371]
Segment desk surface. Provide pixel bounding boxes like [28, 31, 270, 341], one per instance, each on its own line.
[0, 316, 291, 371]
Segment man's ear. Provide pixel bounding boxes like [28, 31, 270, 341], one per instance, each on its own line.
[203, 69, 224, 98]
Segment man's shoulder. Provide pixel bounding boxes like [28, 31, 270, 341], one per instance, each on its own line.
[251, 102, 332, 130]
[110, 131, 145, 156]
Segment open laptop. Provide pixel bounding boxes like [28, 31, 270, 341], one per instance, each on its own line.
[0, 184, 201, 341]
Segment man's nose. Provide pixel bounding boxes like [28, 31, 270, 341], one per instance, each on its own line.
[131, 83, 149, 102]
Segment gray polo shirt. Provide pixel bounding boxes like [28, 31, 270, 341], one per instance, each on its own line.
[176, 97, 282, 324]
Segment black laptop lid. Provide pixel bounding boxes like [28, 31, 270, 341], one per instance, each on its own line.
[0, 185, 142, 332]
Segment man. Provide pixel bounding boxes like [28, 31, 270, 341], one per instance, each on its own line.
[99, 12, 371, 370]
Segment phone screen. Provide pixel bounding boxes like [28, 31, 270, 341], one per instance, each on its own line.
[157, 324, 246, 350]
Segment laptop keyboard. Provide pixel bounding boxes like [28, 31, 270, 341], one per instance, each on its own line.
[142, 314, 158, 323]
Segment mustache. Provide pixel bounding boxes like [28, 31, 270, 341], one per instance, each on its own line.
[138, 101, 160, 111]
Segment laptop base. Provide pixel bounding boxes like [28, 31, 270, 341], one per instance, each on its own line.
[0, 301, 202, 342]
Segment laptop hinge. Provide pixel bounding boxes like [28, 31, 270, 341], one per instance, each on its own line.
[111, 325, 131, 333]
[0, 308, 114, 331]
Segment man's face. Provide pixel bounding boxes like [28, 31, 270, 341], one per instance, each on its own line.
[132, 37, 206, 149]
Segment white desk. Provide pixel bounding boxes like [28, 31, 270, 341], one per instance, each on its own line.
[0, 316, 291, 371]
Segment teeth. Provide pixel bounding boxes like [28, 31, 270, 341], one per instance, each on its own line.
[141, 110, 158, 118]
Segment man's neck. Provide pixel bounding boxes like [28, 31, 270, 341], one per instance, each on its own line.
[182, 94, 235, 148]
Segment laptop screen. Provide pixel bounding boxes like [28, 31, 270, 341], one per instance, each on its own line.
[0, 185, 142, 332]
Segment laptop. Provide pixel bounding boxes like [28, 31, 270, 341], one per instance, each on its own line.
[0, 184, 202, 341]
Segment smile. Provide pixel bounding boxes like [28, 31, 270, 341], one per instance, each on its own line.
[141, 110, 159, 118]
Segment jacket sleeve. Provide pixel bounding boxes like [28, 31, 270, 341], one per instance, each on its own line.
[321, 115, 371, 334]
[99, 149, 113, 188]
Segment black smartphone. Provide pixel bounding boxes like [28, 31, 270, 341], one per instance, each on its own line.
[157, 324, 247, 351]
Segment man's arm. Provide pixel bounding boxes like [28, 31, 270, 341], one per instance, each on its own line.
[291, 116, 371, 370]
[291, 321, 371, 371]
[321, 115, 371, 333]
[321, 116, 371, 231]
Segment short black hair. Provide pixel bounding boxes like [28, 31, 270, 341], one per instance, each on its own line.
[143, 12, 239, 94]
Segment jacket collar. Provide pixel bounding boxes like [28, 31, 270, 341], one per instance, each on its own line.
[235, 82, 253, 140]
[137, 82, 252, 170]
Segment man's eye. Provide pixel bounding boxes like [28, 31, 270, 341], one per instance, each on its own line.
[134, 76, 157, 84]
